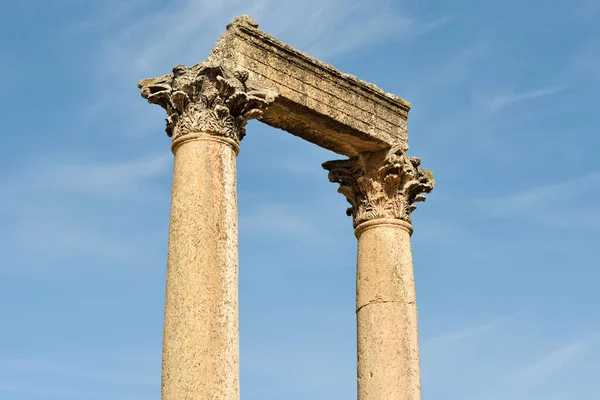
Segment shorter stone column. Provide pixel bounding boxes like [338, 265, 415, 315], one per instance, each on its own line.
[323, 144, 434, 400]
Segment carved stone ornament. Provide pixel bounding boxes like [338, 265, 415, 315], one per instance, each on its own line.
[322, 144, 435, 228]
[138, 63, 277, 142]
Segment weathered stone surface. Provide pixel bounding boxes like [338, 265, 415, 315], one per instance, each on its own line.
[138, 15, 412, 156]
[355, 219, 421, 400]
[136, 14, 434, 400]
[163, 133, 240, 400]
[210, 15, 411, 156]
[322, 143, 435, 228]
[138, 62, 276, 143]
[323, 142, 433, 400]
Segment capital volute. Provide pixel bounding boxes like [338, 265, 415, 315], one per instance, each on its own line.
[322, 144, 435, 228]
[138, 63, 277, 144]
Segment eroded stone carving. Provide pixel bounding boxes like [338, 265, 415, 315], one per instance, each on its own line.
[138, 63, 277, 142]
[206, 15, 411, 156]
[322, 144, 435, 228]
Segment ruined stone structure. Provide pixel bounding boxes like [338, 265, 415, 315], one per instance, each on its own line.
[138, 15, 434, 400]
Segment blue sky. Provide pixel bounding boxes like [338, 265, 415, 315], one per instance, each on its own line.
[1, 0, 599, 399]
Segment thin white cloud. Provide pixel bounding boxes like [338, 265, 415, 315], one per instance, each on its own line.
[47, 153, 172, 198]
[274, 150, 333, 179]
[0, 382, 83, 398]
[81, 0, 450, 129]
[469, 336, 596, 400]
[243, 344, 353, 394]
[404, 36, 493, 102]
[476, 171, 600, 218]
[61, 0, 146, 33]
[422, 306, 535, 353]
[0, 352, 159, 399]
[568, 39, 600, 84]
[0, 154, 172, 274]
[0, 356, 157, 387]
[9, 218, 143, 263]
[96, 0, 448, 79]
[572, 0, 600, 21]
[488, 86, 567, 112]
[517, 339, 592, 383]
[2, 153, 172, 201]
[240, 202, 333, 243]
[286, 4, 451, 60]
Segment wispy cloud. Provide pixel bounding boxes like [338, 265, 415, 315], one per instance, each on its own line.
[488, 86, 567, 112]
[81, 0, 450, 131]
[60, 0, 146, 33]
[288, 5, 451, 60]
[8, 218, 143, 263]
[422, 306, 535, 353]
[243, 345, 353, 394]
[475, 171, 600, 219]
[240, 202, 333, 243]
[0, 356, 156, 387]
[405, 36, 492, 101]
[0, 354, 158, 399]
[468, 336, 597, 400]
[95, 0, 449, 79]
[272, 150, 333, 179]
[572, 0, 600, 21]
[517, 339, 592, 384]
[0, 382, 84, 399]
[44, 153, 172, 198]
[0, 154, 172, 274]
[568, 39, 600, 85]
[1, 153, 172, 202]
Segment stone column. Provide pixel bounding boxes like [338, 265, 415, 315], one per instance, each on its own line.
[323, 144, 434, 400]
[138, 63, 276, 400]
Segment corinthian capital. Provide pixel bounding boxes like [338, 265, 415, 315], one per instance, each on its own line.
[322, 144, 435, 228]
[138, 63, 277, 143]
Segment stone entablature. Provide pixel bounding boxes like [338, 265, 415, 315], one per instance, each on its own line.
[139, 15, 411, 157]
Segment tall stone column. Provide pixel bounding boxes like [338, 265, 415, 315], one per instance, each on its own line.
[323, 144, 434, 400]
[138, 63, 276, 400]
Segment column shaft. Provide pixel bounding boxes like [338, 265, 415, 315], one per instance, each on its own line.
[355, 219, 421, 400]
[162, 133, 240, 400]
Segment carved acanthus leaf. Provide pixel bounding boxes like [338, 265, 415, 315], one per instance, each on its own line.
[322, 144, 434, 227]
[137, 63, 277, 142]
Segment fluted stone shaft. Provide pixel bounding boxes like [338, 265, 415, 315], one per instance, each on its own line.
[323, 144, 434, 400]
[355, 219, 420, 400]
[162, 133, 240, 400]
